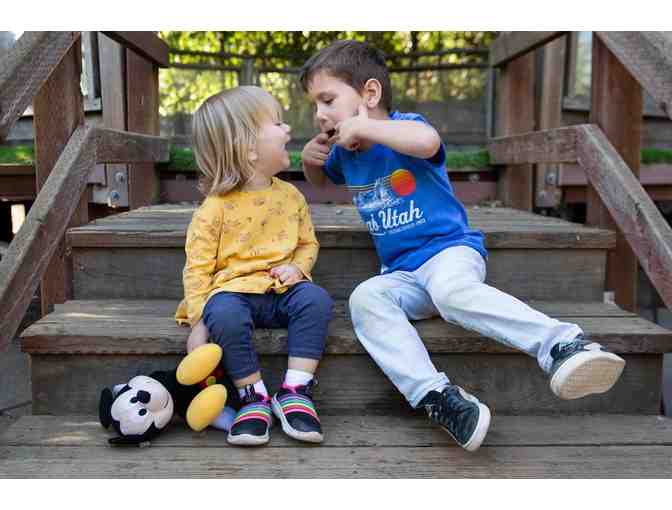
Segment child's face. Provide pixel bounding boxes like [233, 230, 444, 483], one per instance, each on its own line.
[306, 71, 364, 136]
[254, 117, 291, 177]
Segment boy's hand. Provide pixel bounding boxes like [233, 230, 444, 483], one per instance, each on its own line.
[187, 319, 209, 353]
[270, 264, 304, 285]
[333, 104, 370, 151]
[302, 133, 331, 168]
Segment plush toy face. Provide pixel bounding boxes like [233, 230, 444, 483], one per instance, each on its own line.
[100, 374, 175, 445]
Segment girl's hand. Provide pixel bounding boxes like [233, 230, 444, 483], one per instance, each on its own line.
[270, 264, 304, 285]
[187, 319, 209, 353]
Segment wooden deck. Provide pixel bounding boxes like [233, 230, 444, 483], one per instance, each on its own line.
[2, 414, 672, 477]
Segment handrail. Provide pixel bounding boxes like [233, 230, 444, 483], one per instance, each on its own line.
[489, 32, 566, 68]
[0, 126, 170, 352]
[0, 31, 80, 142]
[594, 32, 672, 120]
[488, 124, 672, 309]
[100, 31, 169, 68]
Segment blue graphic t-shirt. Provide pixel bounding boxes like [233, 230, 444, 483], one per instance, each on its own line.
[324, 111, 487, 273]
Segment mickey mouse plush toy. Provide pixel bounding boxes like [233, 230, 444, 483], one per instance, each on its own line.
[99, 344, 240, 445]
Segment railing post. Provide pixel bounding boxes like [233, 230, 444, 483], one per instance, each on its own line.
[33, 35, 87, 315]
[588, 34, 643, 312]
[495, 51, 535, 210]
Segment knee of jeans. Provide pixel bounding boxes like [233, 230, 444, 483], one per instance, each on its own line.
[349, 280, 384, 319]
[295, 283, 334, 317]
[203, 300, 251, 343]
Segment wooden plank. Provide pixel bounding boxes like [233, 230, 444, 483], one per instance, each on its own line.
[588, 36, 643, 312]
[27, 353, 663, 416]
[126, 48, 160, 208]
[0, 32, 80, 142]
[33, 39, 87, 316]
[0, 164, 34, 176]
[595, 32, 672, 120]
[0, 126, 97, 352]
[4, 414, 672, 448]
[560, 163, 672, 187]
[490, 31, 567, 68]
[495, 52, 535, 210]
[2, 444, 672, 478]
[489, 126, 578, 165]
[95, 128, 170, 163]
[69, 247, 609, 301]
[536, 35, 567, 208]
[577, 124, 672, 310]
[0, 175, 36, 199]
[100, 31, 169, 68]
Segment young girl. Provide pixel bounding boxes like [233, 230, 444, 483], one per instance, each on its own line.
[175, 86, 334, 446]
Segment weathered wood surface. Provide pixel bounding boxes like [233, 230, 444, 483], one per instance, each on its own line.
[595, 32, 672, 120]
[33, 38, 87, 316]
[489, 31, 566, 68]
[66, 203, 616, 249]
[95, 128, 170, 164]
[100, 31, 169, 68]
[489, 126, 579, 165]
[21, 298, 671, 356]
[27, 353, 663, 416]
[70, 247, 608, 301]
[0, 31, 80, 142]
[588, 36, 643, 313]
[577, 124, 672, 310]
[4, 414, 672, 448]
[0, 126, 97, 352]
[495, 51, 535, 210]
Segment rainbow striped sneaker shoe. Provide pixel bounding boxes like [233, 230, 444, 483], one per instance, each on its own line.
[227, 385, 273, 446]
[271, 380, 323, 443]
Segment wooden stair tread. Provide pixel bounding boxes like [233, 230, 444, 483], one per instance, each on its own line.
[21, 299, 672, 355]
[2, 415, 672, 477]
[66, 203, 616, 249]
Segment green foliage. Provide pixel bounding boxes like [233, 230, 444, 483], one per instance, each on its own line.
[0, 145, 34, 164]
[158, 31, 499, 117]
[642, 148, 672, 165]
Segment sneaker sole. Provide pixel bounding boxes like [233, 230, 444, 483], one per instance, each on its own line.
[461, 403, 491, 452]
[550, 351, 626, 400]
[271, 396, 324, 444]
[227, 430, 270, 446]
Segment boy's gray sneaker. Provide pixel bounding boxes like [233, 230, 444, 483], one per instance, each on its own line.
[549, 337, 625, 400]
[420, 384, 491, 452]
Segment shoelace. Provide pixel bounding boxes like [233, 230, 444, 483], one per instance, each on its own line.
[426, 386, 474, 427]
[555, 340, 587, 357]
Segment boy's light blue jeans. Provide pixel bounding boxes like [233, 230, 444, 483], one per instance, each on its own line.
[348, 245, 584, 408]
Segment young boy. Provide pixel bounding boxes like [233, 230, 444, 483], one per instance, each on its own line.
[299, 40, 626, 452]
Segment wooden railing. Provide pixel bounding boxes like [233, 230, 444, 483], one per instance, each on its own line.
[0, 32, 170, 352]
[488, 31, 672, 312]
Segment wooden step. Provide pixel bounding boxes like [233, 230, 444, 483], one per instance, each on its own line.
[21, 299, 672, 416]
[67, 204, 615, 301]
[2, 414, 672, 477]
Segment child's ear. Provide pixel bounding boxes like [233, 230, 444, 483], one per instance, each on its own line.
[362, 78, 383, 109]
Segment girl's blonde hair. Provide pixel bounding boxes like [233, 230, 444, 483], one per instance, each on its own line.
[192, 86, 283, 196]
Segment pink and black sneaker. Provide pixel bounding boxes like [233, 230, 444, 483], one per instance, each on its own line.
[227, 385, 273, 446]
[271, 380, 323, 443]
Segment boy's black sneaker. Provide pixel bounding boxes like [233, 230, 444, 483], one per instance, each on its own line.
[549, 336, 625, 400]
[419, 384, 491, 452]
[227, 385, 273, 446]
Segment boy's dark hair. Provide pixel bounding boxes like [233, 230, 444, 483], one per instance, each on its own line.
[299, 40, 392, 111]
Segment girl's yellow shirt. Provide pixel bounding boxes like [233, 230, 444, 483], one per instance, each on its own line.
[175, 178, 319, 327]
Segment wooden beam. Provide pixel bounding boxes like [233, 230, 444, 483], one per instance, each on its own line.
[489, 126, 578, 165]
[588, 36, 643, 312]
[0, 31, 80, 142]
[577, 124, 672, 310]
[496, 52, 536, 210]
[490, 32, 567, 68]
[33, 38, 86, 316]
[0, 126, 97, 352]
[101, 31, 169, 68]
[595, 32, 672, 120]
[95, 128, 170, 163]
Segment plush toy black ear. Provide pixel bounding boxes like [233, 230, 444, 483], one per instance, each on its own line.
[99, 388, 114, 429]
[108, 424, 161, 446]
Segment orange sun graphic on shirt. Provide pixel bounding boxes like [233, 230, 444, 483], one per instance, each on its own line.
[389, 169, 416, 196]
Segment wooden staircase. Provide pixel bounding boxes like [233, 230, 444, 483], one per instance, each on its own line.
[3, 203, 672, 477]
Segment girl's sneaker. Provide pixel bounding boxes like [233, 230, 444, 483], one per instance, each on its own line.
[419, 384, 491, 452]
[549, 337, 626, 400]
[227, 385, 273, 446]
[271, 380, 324, 443]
